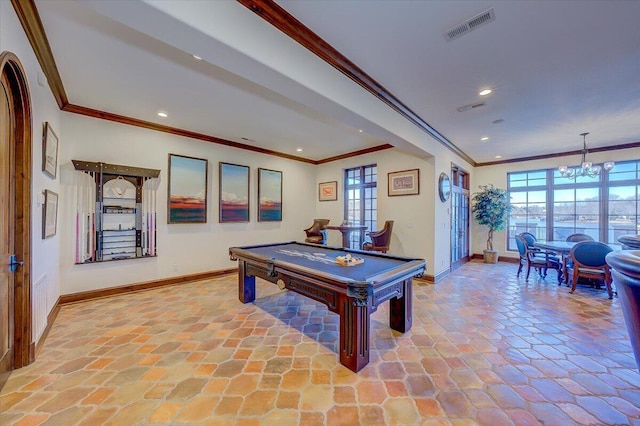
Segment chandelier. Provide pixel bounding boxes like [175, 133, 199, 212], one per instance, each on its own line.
[558, 132, 614, 179]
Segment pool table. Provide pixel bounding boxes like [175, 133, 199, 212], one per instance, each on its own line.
[229, 241, 426, 372]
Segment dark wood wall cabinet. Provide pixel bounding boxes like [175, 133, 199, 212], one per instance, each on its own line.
[72, 160, 160, 263]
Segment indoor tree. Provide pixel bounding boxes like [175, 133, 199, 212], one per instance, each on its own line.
[471, 184, 512, 262]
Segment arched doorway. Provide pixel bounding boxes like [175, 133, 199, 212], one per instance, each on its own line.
[0, 51, 33, 390]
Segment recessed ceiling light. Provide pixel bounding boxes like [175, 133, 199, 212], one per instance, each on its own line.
[481, 137, 489, 141]
[296, 148, 303, 152]
[157, 111, 168, 118]
[479, 89, 492, 96]
[358, 129, 363, 133]
[192, 54, 202, 60]
[495, 155, 502, 159]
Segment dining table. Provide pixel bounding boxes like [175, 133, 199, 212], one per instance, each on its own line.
[533, 240, 622, 284]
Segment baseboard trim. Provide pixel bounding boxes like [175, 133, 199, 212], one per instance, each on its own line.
[433, 269, 450, 282]
[36, 297, 61, 355]
[471, 253, 519, 264]
[59, 268, 237, 305]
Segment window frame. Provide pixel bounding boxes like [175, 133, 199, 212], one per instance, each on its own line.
[506, 159, 640, 250]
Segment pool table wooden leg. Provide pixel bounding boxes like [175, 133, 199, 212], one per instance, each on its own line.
[239, 261, 256, 303]
[389, 278, 413, 333]
[339, 297, 370, 372]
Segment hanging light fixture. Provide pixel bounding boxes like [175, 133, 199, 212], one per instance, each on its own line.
[558, 132, 614, 179]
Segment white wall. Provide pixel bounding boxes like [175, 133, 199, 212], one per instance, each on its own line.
[58, 114, 316, 294]
[315, 147, 472, 278]
[472, 147, 640, 259]
[1, 1, 63, 341]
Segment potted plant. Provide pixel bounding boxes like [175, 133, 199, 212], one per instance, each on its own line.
[471, 184, 511, 263]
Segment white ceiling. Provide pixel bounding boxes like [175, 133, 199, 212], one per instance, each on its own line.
[35, 0, 640, 164]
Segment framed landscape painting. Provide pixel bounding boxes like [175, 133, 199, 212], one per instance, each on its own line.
[219, 162, 250, 223]
[168, 154, 208, 223]
[388, 168, 420, 196]
[258, 168, 282, 222]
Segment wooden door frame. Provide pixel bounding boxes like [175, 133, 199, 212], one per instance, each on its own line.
[0, 51, 33, 371]
[450, 164, 470, 271]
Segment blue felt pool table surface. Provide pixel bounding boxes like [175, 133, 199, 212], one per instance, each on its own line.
[231, 242, 419, 282]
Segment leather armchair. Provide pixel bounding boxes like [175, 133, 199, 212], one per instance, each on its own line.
[362, 220, 394, 253]
[304, 219, 330, 245]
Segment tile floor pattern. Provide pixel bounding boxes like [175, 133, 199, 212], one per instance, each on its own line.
[1, 260, 640, 426]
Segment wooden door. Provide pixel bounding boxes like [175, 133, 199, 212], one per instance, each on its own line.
[0, 70, 15, 388]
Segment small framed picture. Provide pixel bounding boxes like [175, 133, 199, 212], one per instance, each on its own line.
[42, 189, 58, 239]
[388, 168, 420, 196]
[42, 122, 59, 179]
[319, 181, 338, 201]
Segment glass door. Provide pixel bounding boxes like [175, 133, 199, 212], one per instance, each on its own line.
[451, 165, 470, 270]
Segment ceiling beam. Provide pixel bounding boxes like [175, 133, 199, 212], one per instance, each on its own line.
[237, 0, 477, 166]
[11, 0, 68, 109]
[10, 0, 392, 165]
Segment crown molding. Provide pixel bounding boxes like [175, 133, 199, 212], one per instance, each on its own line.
[476, 141, 640, 167]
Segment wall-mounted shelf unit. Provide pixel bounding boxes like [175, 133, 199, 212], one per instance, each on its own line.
[72, 160, 160, 263]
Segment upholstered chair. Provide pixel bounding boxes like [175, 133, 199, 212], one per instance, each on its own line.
[362, 220, 394, 253]
[569, 241, 615, 299]
[515, 234, 561, 282]
[304, 219, 330, 245]
[566, 233, 594, 242]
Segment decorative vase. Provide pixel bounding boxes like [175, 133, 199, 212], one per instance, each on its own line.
[483, 250, 499, 264]
[606, 250, 640, 372]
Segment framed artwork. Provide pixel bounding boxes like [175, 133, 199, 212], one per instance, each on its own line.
[42, 189, 58, 239]
[168, 154, 208, 223]
[258, 168, 282, 222]
[219, 162, 250, 223]
[388, 168, 420, 196]
[319, 181, 338, 201]
[42, 122, 58, 179]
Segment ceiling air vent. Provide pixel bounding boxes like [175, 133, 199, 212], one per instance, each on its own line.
[444, 8, 496, 42]
[457, 102, 486, 112]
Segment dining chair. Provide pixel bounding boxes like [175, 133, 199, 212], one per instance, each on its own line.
[515, 234, 561, 282]
[303, 219, 330, 245]
[518, 232, 559, 262]
[569, 241, 615, 299]
[566, 233, 594, 242]
[362, 220, 394, 253]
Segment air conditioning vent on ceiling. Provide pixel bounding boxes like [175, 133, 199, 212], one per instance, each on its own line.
[444, 8, 496, 42]
[456, 102, 486, 112]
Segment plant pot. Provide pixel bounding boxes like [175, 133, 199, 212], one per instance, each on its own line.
[483, 250, 499, 264]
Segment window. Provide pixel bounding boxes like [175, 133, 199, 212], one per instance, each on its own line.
[344, 164, 377, 249]
[608, 161, 640, 244]
[507, 159, 640, 250]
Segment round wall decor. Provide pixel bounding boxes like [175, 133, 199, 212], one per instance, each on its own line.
[438, 172, 451, 202]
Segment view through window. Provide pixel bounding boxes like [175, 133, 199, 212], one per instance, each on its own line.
[344, 164, 377, 249]
[507, 159, 639, 250]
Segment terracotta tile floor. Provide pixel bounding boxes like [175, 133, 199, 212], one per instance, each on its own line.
[1, 260, 639, 425]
